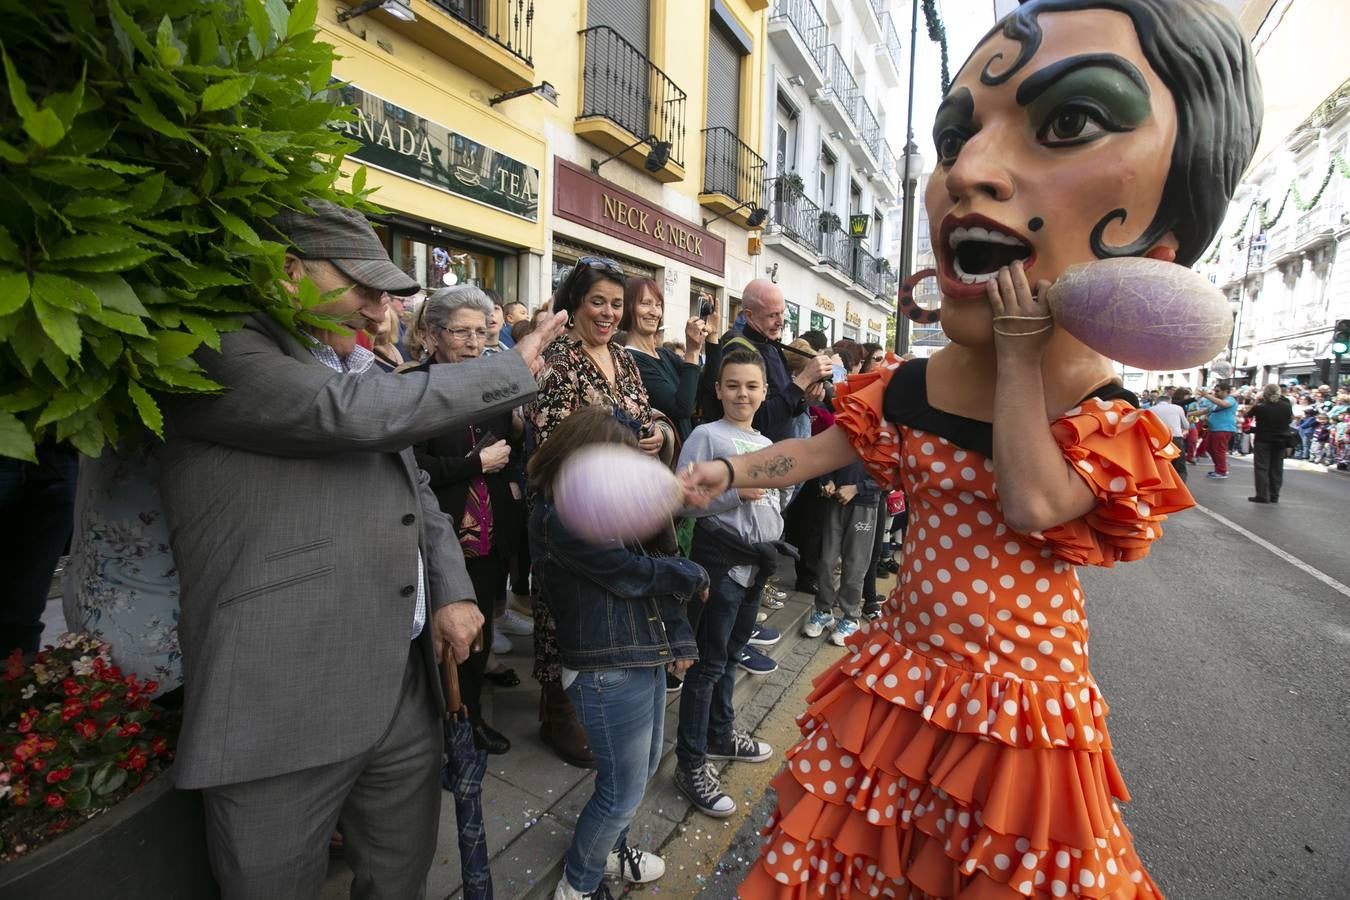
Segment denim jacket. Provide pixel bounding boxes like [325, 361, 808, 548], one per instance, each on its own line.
[530, 500, 707, 671]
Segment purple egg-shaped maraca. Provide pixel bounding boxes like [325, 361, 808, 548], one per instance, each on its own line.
[554, 444, 683, 545]
[1045, 257, 1233, 370]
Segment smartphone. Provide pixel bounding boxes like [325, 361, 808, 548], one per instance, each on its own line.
[469, 429, 499, 456]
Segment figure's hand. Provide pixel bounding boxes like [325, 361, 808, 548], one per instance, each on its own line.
[667, 659, 694, 676]
[793, 354, 833, 391]
[432, 601, 484, 664]
[516, 311, 568, 375]
[678, 460, 731, 507]
[805, 381, 827, 403]
[478, 439, 511, 473]
[737, 488, 765, 501]
[987, 260, 1054, 360]
[820, 480, 836, 497]
[837, 484, 858, 505]
[638, 429, 664, 456]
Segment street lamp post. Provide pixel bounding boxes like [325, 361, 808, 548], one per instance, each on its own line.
[894, 140, 925, 354]
[894, 0, 923, 355]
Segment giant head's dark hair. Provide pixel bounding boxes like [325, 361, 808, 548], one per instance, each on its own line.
[550, 260, 626, 321]
[619, 277, 662, 333]
[961, 0, 1262, 266]
[527, 405, 638, 496]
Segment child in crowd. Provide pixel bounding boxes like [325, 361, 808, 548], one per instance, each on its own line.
[528, 407, 708, 900]
[1297, 409, 1318, 459]
[673, 349, 788, 818]
[1334, 412, 1350, 467]
[1309, 414, 1334, 464]
[801, 453, 881, 646]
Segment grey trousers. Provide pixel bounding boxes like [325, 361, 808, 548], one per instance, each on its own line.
[203, 644, 442, 900]
[814, 499, 878, 620]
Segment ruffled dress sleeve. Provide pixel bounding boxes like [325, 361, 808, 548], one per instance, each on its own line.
[831, 362, 905, 491]
[1031, 398, 1194, 567]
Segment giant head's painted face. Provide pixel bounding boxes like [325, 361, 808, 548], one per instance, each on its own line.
[925, 0, 1261, 346]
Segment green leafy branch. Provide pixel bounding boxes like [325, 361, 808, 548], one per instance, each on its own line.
[0, 0, 375, 462]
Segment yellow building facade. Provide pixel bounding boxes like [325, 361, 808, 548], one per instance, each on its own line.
[318, 0, 771, 321]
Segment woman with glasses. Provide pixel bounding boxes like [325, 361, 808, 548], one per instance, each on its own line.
[526, 257, 665, 768]
[403, 286, 524, 758]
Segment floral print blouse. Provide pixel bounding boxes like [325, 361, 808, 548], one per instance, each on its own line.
[527, 336, 654, 446]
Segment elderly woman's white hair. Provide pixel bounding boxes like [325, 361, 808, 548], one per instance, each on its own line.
[421, 285, 494, 331]
[1260, 383, 1284, 404]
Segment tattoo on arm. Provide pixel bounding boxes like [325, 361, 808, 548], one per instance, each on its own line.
[747, 455, 795, 481]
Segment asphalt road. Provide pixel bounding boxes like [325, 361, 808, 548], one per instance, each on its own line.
[688, 459, 1350, 899]
[1085, 459, 1350, 899]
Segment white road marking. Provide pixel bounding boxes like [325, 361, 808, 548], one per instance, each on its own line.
[1194, 504, 1350, 600]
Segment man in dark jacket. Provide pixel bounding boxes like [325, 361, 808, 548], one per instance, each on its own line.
[697, 279, 831, 442]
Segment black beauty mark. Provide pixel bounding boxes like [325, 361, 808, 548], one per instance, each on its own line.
[1028, 217, 1044, 232]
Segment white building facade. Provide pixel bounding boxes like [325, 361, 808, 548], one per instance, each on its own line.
[760, 0, 906, 346]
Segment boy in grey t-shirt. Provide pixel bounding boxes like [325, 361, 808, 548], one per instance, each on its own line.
[672, 348, 785, 818]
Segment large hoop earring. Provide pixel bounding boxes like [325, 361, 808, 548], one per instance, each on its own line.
[565, 312, 576, 329]
[898, 268, 941, 324]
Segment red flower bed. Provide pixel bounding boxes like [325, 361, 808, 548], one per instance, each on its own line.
[0, 633, 176, 861]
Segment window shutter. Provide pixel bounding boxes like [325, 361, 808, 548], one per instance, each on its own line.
[705, 21, 741, 133]
[588, 0, 649, 57]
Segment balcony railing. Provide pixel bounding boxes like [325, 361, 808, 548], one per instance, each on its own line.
[1295, 206, 1335, 246]
[857, 97, 882, 162]
[869, 0, 887, 20]
[881, 12, 902, 71]
[881, 141, 897, 178]
[771, 0, 827, 61]
[766, 176, 823, 252]
[579, 25, 687, 167]
[431, 0, 534, 66]
[818, 44, 860, 123]
[819, 225, 851, 272]
[702, 127, 768, 209]
[853, 247, 883, 295]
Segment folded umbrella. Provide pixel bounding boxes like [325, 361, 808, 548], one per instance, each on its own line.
[441, 648, 493, 900]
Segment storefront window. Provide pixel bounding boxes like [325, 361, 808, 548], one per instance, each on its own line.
[785, 302, 800, 341]
[393, 233, 498, 292]
[843, 325, 859, 340]
[810, 311, 834, 341]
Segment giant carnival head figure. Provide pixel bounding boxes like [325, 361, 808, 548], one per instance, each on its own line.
[922, 0, 1263, 347]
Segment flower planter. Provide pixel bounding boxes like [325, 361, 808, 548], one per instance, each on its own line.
[0, 768, 217, 900]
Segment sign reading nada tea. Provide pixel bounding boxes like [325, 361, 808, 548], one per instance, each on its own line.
[554, 160, 725, 276]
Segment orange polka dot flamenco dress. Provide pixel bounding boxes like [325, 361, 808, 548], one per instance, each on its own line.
[739, 361, 1192, 899]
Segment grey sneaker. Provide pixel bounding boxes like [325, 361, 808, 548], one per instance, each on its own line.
[706, 729, 772, 762]
[675, 762, 737, 817]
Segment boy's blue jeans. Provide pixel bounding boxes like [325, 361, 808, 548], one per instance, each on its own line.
[563, 665, 665, 892]
[676, 566, 763, 771]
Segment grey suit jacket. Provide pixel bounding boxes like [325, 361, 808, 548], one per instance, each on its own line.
[158, 315, 535, 790]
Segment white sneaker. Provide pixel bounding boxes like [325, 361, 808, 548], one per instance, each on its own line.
[802, 609, 833, 638]
[497, 607, 534, 636]
[605, 840, 665, 883]
[552, 877, 610, 899]
[491, 631, 513, 655]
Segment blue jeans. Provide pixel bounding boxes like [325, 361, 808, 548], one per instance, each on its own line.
[0, 446, 78, 655]
[563, 665, 665, 892]
[675, 568, 762, 771]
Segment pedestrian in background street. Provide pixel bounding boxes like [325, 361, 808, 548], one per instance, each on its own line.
[1149, 389, 1192, 484]
[1249, 383, 1294, 503]
[1197, 382, 1238, 479]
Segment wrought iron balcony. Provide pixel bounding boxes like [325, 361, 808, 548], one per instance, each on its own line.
[765, 176, 823, 253]
[818, 44, 861, 128]
[578, 25, 687, 169]
[819, 224, 852, 273]
[881, 12, 902, 72]
[856, 97, 882, 164]
[853, 246, 883, 295]
[702, 127, 768, 211]
[430, 0, 533, 67]
[771, 0, 826, 60]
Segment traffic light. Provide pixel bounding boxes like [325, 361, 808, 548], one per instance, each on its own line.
[1334, 319, 1350, 357]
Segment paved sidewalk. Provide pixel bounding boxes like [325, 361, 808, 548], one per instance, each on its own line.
[321, 578, 838, 900]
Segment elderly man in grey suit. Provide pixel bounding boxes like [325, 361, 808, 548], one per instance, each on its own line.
[157, 201, 564, 899]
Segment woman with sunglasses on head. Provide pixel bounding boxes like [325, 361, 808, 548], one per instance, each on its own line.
[525, 257, 666, 767]
[403, 286, 524, 759]
[620, 277, 717, 442]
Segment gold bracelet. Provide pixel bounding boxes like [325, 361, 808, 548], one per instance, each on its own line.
[992, 324, 1055, 336]
[991, 315, 1053, 322]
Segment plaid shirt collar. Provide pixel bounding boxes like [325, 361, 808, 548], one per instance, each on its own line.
[307, 339, 376, 375]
